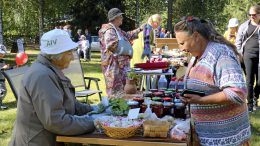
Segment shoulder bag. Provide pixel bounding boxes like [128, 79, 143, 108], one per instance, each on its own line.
[109, 23, 133, 57]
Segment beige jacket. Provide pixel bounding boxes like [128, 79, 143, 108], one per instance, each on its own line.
[9, 55, 95, 146]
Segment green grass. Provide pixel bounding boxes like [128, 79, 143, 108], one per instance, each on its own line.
[1, 48, 260, 146]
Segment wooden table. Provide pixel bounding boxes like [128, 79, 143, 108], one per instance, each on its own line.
[56, 132, 186, 146]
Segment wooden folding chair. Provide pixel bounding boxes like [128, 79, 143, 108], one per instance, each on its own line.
[2, 65, 30, 100]
[62, 51, 102, 103]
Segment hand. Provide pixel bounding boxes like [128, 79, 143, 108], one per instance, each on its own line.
[179, 94, 202, 104]
[2, 64, 10, 69]
[138, 23, 146, 31]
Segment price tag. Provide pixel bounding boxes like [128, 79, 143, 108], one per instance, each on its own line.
[128, 108, 140, 119]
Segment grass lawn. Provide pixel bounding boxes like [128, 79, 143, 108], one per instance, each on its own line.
[0, 48, 260, 146]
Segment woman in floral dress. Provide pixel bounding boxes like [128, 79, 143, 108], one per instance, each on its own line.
[99, 8, 142, 97]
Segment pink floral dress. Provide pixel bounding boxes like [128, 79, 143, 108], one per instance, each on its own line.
[99, 23, 140, 96]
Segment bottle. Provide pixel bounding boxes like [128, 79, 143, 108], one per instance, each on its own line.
[158, 75, 168, 89]
[177, 78, 185, 92]
[169, 77, 177, 90]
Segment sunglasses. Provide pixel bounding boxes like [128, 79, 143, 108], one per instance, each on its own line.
[248, 13, 258, 17]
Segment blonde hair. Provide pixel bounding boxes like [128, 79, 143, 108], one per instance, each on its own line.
[148, 14, 162, 25]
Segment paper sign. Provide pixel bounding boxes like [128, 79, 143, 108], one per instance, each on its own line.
[128, 108, 140, 119]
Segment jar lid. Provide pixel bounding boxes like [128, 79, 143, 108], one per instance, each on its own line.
[127, 100, 139, 105]
[163, 97, 172, 101]
[150, 88, 158, 91]
[163, 102, 173, 106]
[133, 97, 144, 101]
[153, 92, 164, 96]
[152, 97, 161, 101]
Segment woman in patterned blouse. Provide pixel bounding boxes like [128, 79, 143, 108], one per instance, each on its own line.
[174, 16, 251, 146]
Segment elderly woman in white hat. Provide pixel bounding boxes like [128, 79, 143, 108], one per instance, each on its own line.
[9, 29, 95, 146]
[224, 18, 239, 44]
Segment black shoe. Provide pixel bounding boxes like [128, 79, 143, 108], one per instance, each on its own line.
[248, 105, 253, 112]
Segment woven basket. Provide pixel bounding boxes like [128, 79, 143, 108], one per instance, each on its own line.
[143, 120, 171, 138]
[101, 125, 141, 138]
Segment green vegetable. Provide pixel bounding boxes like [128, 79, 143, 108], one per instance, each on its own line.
[109, 98, 129, 116]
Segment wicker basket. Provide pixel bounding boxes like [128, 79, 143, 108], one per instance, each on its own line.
[101, 125, 141, 138]
[143, 120, 171, 138]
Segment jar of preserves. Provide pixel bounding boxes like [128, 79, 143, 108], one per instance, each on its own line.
[151, 103, 164, 118]
[127, 100, 139, 109]
[163, 102, 174, 116]
[133, 97, 144, 106]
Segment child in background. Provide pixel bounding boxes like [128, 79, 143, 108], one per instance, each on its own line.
[224, 18, 239, 44]
[0, 44, 10, 109]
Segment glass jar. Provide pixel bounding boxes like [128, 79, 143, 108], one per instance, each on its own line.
[140, 104, 147, 113]
[163, 102, 174, 116]
[151, 103, 164, 118]
[127, 100, 139, 109]
[133, 97, 144, 106]
[143, 91, 153, 97]
[174, 102, 186, 119]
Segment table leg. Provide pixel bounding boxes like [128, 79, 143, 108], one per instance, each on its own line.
[146, 75, 150, 91]
[140, 75, 145, 91]
[55, 142, 65, 146]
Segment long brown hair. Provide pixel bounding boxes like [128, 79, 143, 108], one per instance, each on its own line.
[174, 16, 238, 55]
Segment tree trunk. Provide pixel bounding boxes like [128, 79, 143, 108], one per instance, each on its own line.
[135, 0, 140, 27]
[0, 0, 3, 44]
[38, 0, 44, 42]
[167, 0, 173, 36]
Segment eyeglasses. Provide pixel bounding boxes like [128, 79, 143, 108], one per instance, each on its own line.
[248, 13, 258, 17]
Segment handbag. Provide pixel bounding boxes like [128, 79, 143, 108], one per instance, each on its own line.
[110, 23, 133, 57]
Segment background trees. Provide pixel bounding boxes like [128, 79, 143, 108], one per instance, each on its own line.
[0, 0, 259, 46]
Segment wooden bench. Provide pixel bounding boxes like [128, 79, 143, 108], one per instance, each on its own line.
[155, 38, 179, 50]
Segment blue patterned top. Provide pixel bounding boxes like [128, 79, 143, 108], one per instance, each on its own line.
[185, 42, 251, 146]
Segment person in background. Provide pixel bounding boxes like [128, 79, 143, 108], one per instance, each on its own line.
[63, 24, 72, 38]
[84, 28, 92, 61]
[224, 18, 239, 44]
[164, 30, 172, 38]
[74, 29, 82, 43]
[160, 27, 166, 38]
[236, 4, 260, 112]
[9, 29, 95, 146]
[131, 14, 162, 67]
[98, 8, 142, 97]
[0, 44, 9, 110]
[175, 16, 251, 146]
[78, 35, 90, 61]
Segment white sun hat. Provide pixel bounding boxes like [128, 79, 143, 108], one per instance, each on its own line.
[40, 29, 78, 54]
[228, 18, 239, 28]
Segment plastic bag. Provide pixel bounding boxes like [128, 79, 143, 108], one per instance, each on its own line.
[170, 126, 187, 141]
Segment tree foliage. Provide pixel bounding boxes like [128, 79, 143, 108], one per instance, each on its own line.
[1, 0, 260, 44]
